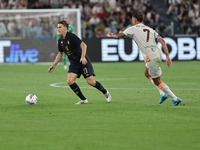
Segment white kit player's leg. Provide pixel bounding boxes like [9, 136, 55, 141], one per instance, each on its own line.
[150, 79, 165, 96]
[146, 58, 170, 104]
[149, 79, 169, 104]
[158, 82, 182, 106]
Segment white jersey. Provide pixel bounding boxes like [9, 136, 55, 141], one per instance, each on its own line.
[123, 23, 162, 62]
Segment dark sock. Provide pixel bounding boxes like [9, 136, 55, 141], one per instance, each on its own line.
[94, 81, 107, 94]
[69, 83, 86, 100]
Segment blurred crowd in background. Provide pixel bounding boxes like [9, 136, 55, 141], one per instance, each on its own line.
[0, 0, 200, 39]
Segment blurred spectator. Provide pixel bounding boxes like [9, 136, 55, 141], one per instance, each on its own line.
[51, 16, 59, 38]
[39, 1, 43, 8]
[8, 0, 18, 9]
[190, 23, 199, 34]
[92, 3, 102, 14]
[145, 1, 153, 14]
[108, 0, 116, 9]
[119, 9, 130, 28]
[166, 0, 179, 17]
[157, 21, 167, 37]
[32, 1, 41, 9]
[81, 18, 87, 38]
[103, 14, 111, 33]
[52, 0, 63, 9]
[153, 14, 161, 26]
[7, 20, 17, 37]
[21, 19, 32, 39]
[83, 3, 91, 16]
[81, 11, 87, 21]
[42, 0, 51, 9]
[88, 13, 100, 36]
[0, 21, 8, 37]
[76, 1, 83, 11]
[97, 9, 106, 20]
[193, 0, 199, 10]
[176, 0, 189, 16]
[133, 0, 145, 11]
[89, 0, 99, 7]
[68, 1, 75, 8]
[12, 0, 28, 9]
[28, 0, 38, 8]
[42, 22, 51, 38]
[110, 18, 119, 34]
[1, 0, 9, 9]
[89, 13, 100, 25]
[183, 15, 192, 34]
[95, 20, 105, 34]
[0, 0, 176, 39]
[188, 6, 199, 19]
[85, 24, 93, 38]
[143, 15, 150, 26]
[167, 2, 178, 21]
[177, 6, 188, 29]
[191, 14, 200, 30]
[95, 28, 106, 38]
[123, 0, 132, 12]
[103, 1, 112, 13]
[32, 21, 43, 38]
[115, 2, 121, 12]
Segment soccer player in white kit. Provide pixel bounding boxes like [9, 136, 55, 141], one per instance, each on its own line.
[106, 11, 182, 106]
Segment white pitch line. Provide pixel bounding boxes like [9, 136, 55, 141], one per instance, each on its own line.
[49, 82, 200, 90]
[49, 85, 200, 90]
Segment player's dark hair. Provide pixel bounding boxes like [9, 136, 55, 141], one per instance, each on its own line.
[132, 11, 143, 22]
[58, 21, 69, 28]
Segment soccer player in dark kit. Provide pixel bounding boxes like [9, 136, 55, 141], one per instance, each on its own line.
[48, 21, 111, 104]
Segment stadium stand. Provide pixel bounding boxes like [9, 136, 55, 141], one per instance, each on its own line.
[0, 0, 199, 39]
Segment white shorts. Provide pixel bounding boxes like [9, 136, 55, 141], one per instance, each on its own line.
[145, 57, 162, 78]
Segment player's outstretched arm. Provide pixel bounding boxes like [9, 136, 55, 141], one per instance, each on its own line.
[48, 52, 63, 73]
[158, 37, 172, 68]
[106, 32, 125, 39]
[80, 42, 87, 65]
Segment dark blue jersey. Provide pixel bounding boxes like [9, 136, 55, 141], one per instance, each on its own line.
[58, 32, 84, 63]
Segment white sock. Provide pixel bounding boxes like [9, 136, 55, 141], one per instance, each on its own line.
[150, 80, 165, 96]
[160, 84, 177, 100]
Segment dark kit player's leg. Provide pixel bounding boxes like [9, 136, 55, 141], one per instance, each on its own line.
[82, 58, 111, 103]
[86, 76, 111, 103]
[67, 73, 88, 104]
[86, 76, 106, 94]
[81, 57, 107, 94]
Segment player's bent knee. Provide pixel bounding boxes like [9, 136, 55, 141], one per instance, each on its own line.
[87, 79, 95, 86]
[67, 79, 74, 85]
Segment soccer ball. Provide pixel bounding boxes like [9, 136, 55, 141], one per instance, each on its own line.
[25, 94, 38, 105]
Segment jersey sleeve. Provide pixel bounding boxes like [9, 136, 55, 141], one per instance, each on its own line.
[71, 33, 82, 46]
[154, 31, 161, 41]
[123, 26, 135, 38]
[57, 39, 63, 52]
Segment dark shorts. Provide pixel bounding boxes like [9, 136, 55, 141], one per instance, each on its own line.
[68, 57, 95, 79]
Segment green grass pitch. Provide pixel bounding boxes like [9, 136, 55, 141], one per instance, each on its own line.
[0, 61, 200, 150]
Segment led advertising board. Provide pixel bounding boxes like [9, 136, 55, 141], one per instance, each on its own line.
[0, 37, 199, 63]
[100, 37, 200, 62]
[0, 39, 57, 63]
